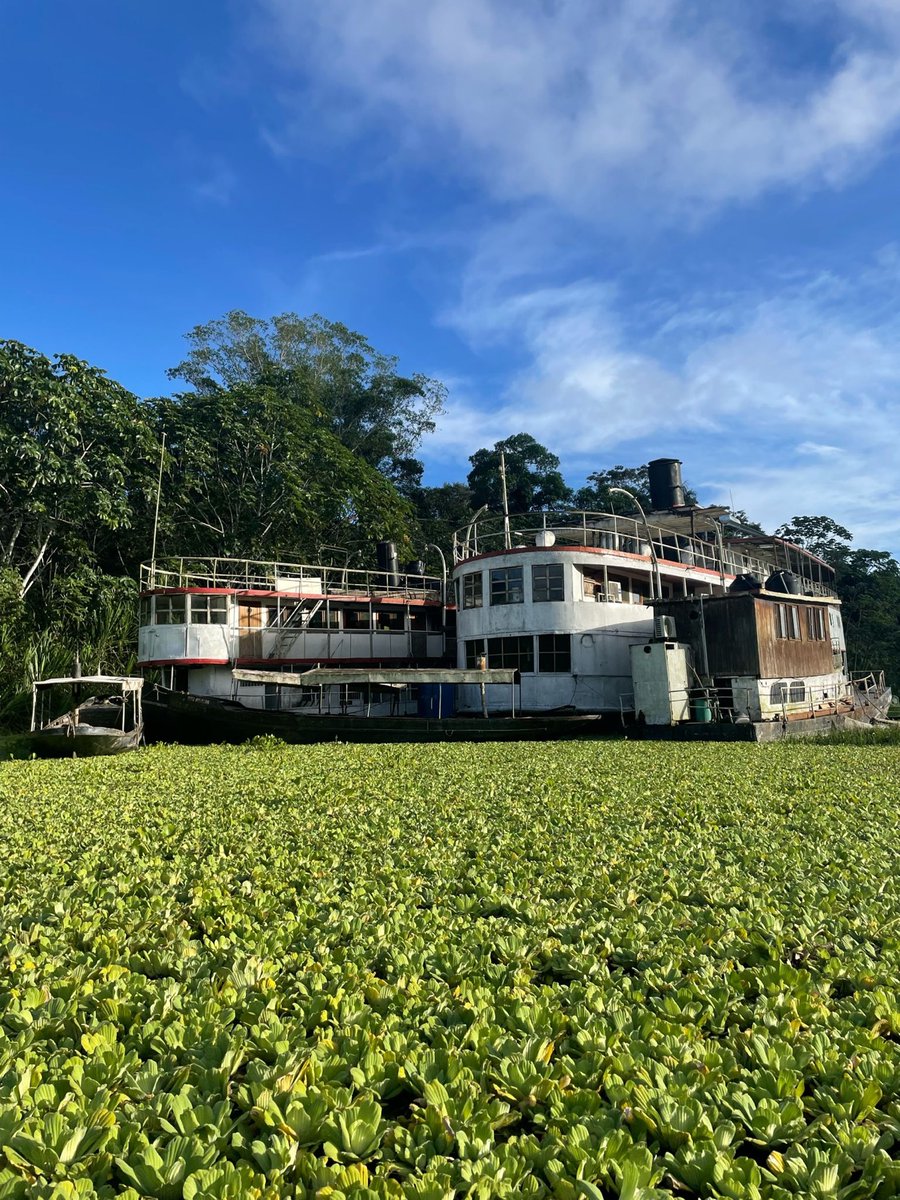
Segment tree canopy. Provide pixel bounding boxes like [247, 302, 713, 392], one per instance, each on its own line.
[775, 516, 854, 564]
[168, 311, 446, 479]
[150, 386, 413, 561]
[574, 464, 698, 512]
[0, 340, 155, 596]
[467, 433, 571, 513]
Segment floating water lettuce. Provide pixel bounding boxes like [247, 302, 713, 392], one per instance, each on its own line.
[0, 740, 898, 1197]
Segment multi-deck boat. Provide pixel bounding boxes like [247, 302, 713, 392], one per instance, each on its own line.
[138, 459, 890, 741]
[450, 459, 890, 732]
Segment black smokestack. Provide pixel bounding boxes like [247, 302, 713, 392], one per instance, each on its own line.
[648, 458, 685, 510]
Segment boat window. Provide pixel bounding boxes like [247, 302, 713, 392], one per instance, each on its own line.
[789, 680, 806, 702]
[532, 563, 564, 602]
[462, 571, 483, 609]
[374, 609, 404, 631]
[770, 681, 788, 705]
[806, 607, 826, 640]
[538, 634, 571, 673]
[582, 566, 605, 600]
[607, 572, 632, 602]
[155, 595, 186, 625]
[490, 566, 524, 606]
[630, 576, 651, 603]
[139, 597, 151, 625]
[465, 638, 486, 668]
[775, 603, 800, 640]
[191, 594, 228, 625]
[344, 608, 371, 630]
[487, 635, 535, 672]
[309, 606, 340, 628]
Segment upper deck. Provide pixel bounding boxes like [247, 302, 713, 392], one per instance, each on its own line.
[452, 510, 837, 597]
[141, 556, 444, 603]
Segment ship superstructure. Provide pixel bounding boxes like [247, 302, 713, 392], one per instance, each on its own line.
[138, 551, 451, 717]
[451, 458, 855, 722]
[137, 458, 889, 739]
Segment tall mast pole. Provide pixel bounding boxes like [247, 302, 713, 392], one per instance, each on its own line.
[150, 431, 166, 582]
[500, 450, 511, 550]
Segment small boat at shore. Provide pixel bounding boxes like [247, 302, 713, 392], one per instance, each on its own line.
[27, 674, 144, 756]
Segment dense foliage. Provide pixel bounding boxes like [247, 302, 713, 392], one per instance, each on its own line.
[167, 311, 446, 483]
[0, 324, 438, 721]
[1, 740, 900, 1198]
[1, 323, 898, 717]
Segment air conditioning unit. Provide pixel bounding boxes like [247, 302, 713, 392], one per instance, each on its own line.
[654, 614, 677, 640]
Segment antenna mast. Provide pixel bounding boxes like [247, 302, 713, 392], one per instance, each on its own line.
[500, 449, 511, 550]
[150, 431, 166, 576]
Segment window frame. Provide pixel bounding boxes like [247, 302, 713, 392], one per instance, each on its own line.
[538, 633, 571, 673]
[486, 634, 535, 673]
[775, 603, 800, 640]
[532, 562, 565, 603]
[465, 638, 486, 669]
[154, 594, 186, 626]
[806, 606, 826, 641]
[462, 571, 483, 609]
[190, 594, 228, 625]
[489, 565, 524, 606]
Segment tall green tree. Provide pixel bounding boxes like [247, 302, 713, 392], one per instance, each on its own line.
[150, 386, 413, 563]
[775, 516, 854, 562]
[0, 340, 155, 596]
[167, 311, 446, 479]
[467, 433, 571, 513]
[407, 482, 475, 568]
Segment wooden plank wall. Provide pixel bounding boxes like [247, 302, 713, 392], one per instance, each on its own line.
[753, 597, 834, 678]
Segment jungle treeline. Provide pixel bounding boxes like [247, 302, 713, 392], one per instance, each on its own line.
[1, 312, 898, 725]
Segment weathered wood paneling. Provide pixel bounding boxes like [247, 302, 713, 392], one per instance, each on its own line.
[656, 593, 835, 679]
[754, 598, 834, 678]
[655, 594, 760, 677]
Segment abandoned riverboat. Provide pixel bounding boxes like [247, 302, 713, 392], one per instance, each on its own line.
[27, 673, 144, 756]
[138, 459, 890, 741]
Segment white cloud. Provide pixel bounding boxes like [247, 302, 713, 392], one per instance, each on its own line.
[425, 259, 900, 553]
[254, 0, 900, 218]
[241, 1, 900, 551]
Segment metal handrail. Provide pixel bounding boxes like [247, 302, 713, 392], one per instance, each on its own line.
[140, 557, 443, 601]
[452, 510, 837, 596]
[623, 676, 858, 722]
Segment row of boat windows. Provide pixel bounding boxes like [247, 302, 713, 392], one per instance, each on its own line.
[459, 564, 564, 608]
[464, 634, 572, 674]
[458, 563, 697, 610]
[140, 596, 438, 631]
[775, 603, 827, 641]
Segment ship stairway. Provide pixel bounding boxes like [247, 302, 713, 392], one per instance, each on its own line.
[268, 599, 324, 658]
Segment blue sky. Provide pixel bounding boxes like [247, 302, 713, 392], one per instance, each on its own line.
[4, 1, 900, 553]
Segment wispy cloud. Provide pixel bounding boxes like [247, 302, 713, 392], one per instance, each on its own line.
[238, 1, 900, 551]
[190, 155, 237, 206]
[253, 0, 900, 220]
[426, 253, 900, 551]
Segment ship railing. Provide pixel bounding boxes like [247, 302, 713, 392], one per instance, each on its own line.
[624, 677, 857, 725]
[140, 557, 443, 601]
[850, 670, 887, 697]
[452, 510, 836, 595]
